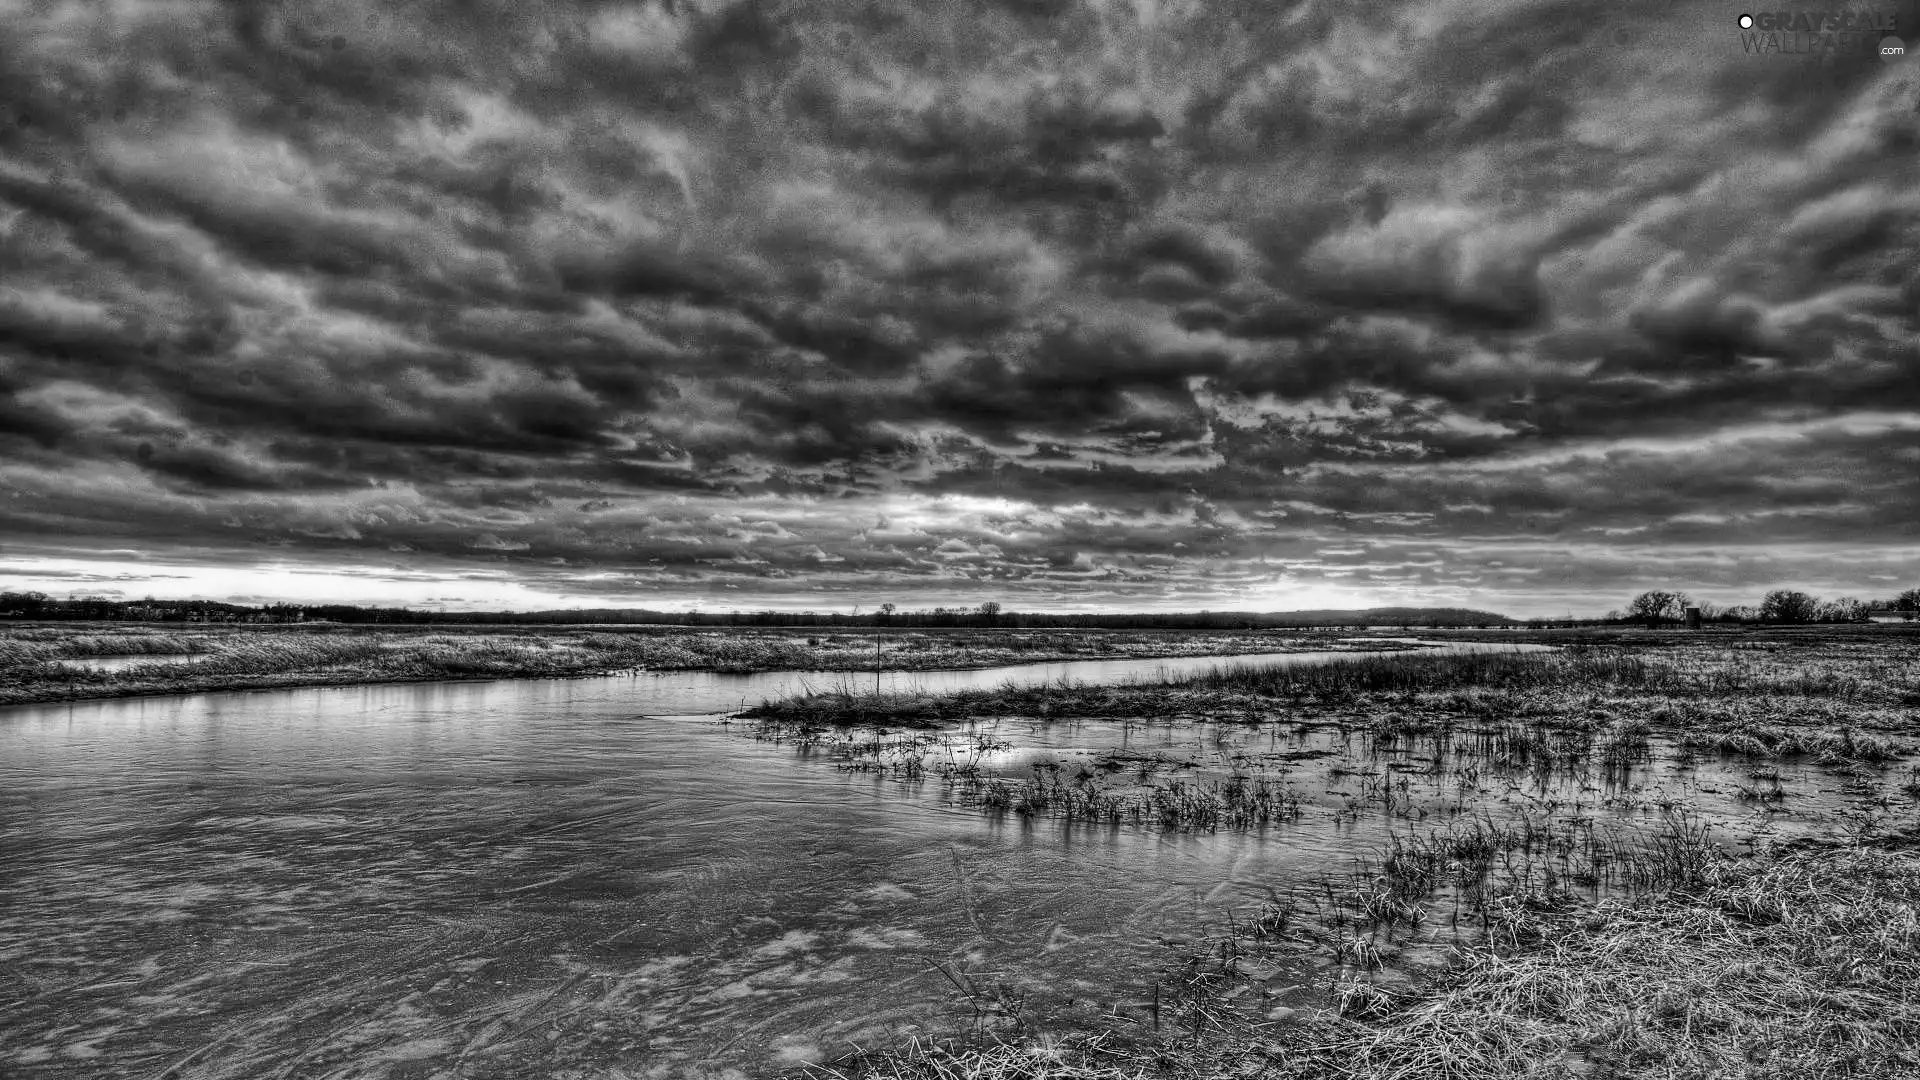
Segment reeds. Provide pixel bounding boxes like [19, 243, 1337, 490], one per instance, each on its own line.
[1272, 844, 1920, 1080]
[955, 772, 1306, 832]
[748, 642, 1919, 776]
[0, 631, 210, 666]
[802, 1034, 1155, 1079]
[1678, 722, 1898, 763]
[803, 843, 1920, 1080]
[1, 626, 1430, 706]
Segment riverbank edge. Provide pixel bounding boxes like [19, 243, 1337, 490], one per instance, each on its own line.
[0, 639, 1439, 709]
[796, 837, 1920, 1079]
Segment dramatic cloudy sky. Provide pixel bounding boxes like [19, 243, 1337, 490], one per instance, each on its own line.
[2, 0, 1918, 615]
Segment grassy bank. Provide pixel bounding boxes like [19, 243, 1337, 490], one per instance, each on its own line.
[0, 624, 1425, 707]
[805, 840, 1920, 1079]
[745, 634, 1920, 745]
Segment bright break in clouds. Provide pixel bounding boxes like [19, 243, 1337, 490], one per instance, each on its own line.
[2, 0, 1918, 615]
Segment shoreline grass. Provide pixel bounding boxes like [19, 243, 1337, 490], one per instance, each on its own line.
[760, 631, 1920, 1080]
[746, 638, 1920, 753]
[1280, 839, 1920, 1079]
[798, 839, 1920, 1080]
[0, 625, 1427, 708]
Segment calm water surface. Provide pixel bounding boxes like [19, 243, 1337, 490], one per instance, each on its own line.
[12, 640, 1859, 1080]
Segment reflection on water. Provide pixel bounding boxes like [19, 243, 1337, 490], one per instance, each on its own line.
[0, 641, 1612, 1079]
[0, 681, 1311, 1080]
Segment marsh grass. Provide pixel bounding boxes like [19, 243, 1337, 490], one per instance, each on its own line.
[0, 630, 211, 665]
[802, 1035, 1156, 1080]
[751, 719, 1307, 832]
[961, 772, 1307, 832]
[809, 843, 1920, 1080]
[750, 641, 1920, 769]
[1305, 809, 1722, 959]
[776, 633, 1920, 1080]
[1262, 844, 1920, 1080]
[1678, 722, 1898, 763]
[0, 626, 1419, 706]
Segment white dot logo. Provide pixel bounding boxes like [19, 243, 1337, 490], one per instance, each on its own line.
[1738, 14, 1754, 29]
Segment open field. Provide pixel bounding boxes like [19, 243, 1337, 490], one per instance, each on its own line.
[0, 623, 1423, 707]
[751, 628, 1920, 1080]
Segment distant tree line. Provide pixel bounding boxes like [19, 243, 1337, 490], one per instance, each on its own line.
[9, 587, 1914, 629]
[1610, 588, 1920, 626]
[0, 592, 1522, 629]
[0, 593, 312, 623]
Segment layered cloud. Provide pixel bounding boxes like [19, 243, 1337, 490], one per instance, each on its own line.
[2, 0, 1918, 614]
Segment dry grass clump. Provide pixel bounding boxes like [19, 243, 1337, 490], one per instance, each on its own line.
[576, 631, 820, 672]
[1311, 809, 1720, 956]
[1274, 844, 1920, 1080]
[1197, 648, 1674, 700]
[1678, 722, 1899, 763]
[807, 846, 1920, 1080]
[964, 772, 1305, 832]
[0, 638, 61, 666]
[0, 630, 209, 665]
[56, 631, 208, 656]
[1596, 718, 1652, 769]
[802, 1035, 1158, 1080]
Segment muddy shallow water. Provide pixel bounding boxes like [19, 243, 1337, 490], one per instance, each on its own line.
[1, 641, 1894, 1079]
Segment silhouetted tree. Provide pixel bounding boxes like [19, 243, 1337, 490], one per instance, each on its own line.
[1818, 598, 1869, 623]
[1760, 589, 1819, 624]
[1628, 590, 1691, 626]
[0, 591, 49, 615]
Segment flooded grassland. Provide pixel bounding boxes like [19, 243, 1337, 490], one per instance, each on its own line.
[752, 631, 1920, 1080]
[3, 631, 1918, 1080]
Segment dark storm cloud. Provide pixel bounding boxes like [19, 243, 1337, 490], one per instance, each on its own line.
[3, 0, 1919, 613]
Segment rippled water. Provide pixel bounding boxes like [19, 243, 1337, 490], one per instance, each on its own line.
[7, 640, 1879, 1079]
